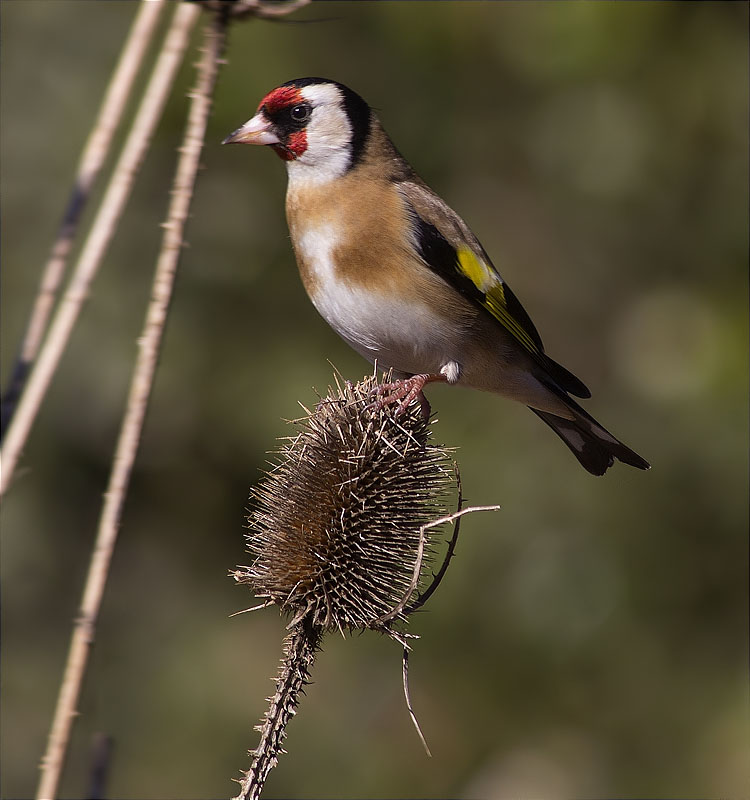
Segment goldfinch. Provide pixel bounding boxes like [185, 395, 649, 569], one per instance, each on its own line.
[223, 78, 649, 476]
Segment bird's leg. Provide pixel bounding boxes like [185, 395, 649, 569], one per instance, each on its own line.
[373, 373, 447, 418]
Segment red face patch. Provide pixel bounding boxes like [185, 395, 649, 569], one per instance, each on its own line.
[271, 131, 307, 161]
[259, 85, 310, 160]
[287, 130, 307, 158]
[258, 86, 303, 115]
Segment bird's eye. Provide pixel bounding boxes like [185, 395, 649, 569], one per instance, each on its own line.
[289, 104, 311, 123]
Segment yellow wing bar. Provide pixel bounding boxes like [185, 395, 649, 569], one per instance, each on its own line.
[456, 247, 540, 355]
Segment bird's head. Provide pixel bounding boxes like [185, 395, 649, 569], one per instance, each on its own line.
[223, 77, 372, 182]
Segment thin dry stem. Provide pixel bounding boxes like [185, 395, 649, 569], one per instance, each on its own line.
[405, 468, 465, 614]
[379, 499, 501, 757]
[34, 7, 223, 798]
[0, 0, 166, 438]
[233, 619, 320, 800]
[374, 504, 500, 627]
[402, 648, 431, 758]
[0, 2, 200, 498]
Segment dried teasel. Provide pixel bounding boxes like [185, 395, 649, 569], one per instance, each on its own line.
[235, 374, 455, 634]
[230, 374, 498, 800]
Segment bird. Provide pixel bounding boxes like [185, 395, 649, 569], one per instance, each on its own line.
[223, 77, 649, 476]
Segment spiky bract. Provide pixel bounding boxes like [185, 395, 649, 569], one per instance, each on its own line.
[234, 375, 455, 633]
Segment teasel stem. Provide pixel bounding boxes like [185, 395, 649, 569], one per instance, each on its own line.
[234, 617, 321, 800]
[232, 374, 500, 798]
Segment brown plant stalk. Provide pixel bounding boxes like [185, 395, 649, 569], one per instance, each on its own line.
[34, 6, 224, 797]
[0, 1, 200, 497]
[0, 0, 166, 438]
[239, 619, 321, 800]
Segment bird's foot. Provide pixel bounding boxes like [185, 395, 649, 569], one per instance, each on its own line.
[372, 373, 445, 419]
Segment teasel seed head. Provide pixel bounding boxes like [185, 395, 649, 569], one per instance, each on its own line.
[233, 374, 456, 635]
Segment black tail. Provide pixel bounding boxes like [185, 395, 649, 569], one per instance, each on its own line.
[530, 397, 650, 476]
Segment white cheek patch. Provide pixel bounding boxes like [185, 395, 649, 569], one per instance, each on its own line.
[285, 84, 353, 185]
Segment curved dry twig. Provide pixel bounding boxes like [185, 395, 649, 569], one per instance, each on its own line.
[373, 499, 501, 628]
[376, 486, 499, 757]
[402, 647, 432, 758]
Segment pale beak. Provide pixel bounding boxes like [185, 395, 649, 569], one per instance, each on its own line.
[222, 113, 280, 145]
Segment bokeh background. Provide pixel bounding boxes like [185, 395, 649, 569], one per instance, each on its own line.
[2, 1, 748, 797]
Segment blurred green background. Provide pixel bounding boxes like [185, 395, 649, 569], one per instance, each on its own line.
[2, 1, 748, 797]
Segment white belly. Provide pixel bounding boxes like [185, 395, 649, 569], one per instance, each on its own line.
[295, 224, 449, 375]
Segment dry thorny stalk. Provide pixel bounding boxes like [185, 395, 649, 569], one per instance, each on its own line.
[1, 0, 193, 496]
[0, 1, 312, 798]
[231, 374, 499, 800]
[33, 5, 219, 798]
[0, 0, 166, 439]
[0, 0, 312, 478]
[0, 1, 312, 494]
[23, 2, 305, 796]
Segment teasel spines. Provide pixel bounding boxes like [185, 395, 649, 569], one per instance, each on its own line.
[234, 375, 456, 634]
